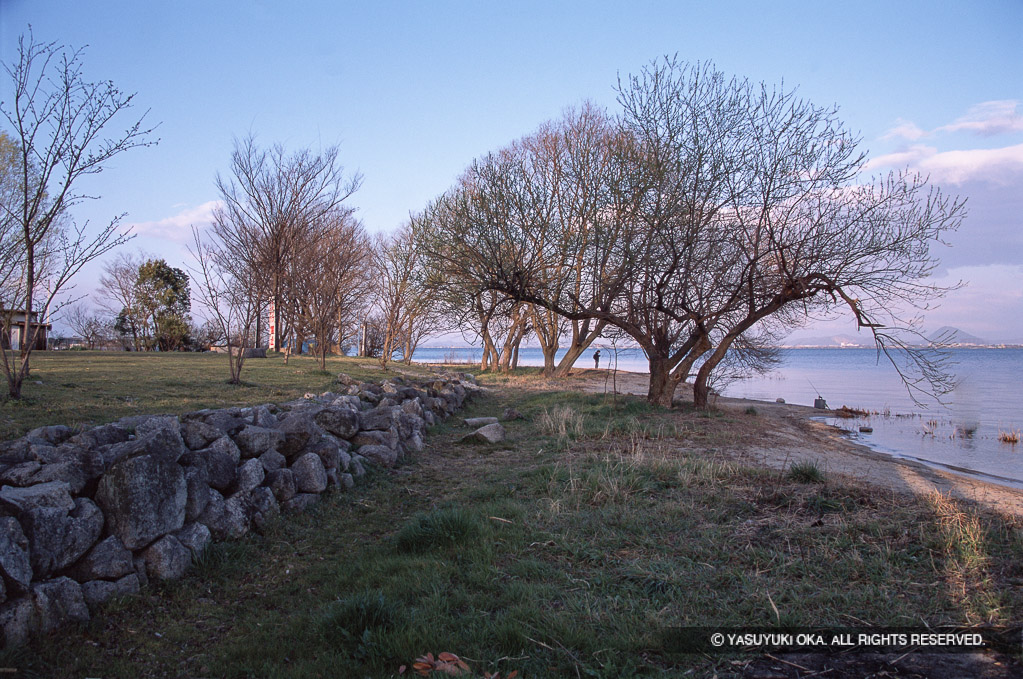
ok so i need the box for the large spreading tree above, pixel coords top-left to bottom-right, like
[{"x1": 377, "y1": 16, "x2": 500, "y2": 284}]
[{"x1": 423, "y1": 58, "x2": 965, "y2": 407}]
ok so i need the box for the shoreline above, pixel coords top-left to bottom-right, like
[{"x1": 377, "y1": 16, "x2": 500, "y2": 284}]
[{"x1": 464, "y1": 364, "x2": 1023, "y2": 519}]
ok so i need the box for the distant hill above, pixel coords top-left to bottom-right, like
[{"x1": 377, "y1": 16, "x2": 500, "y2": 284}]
[
  {"x1": 780, "y1": 326, "x2": 1013, "y2": 348},
  {"x1": 928, "y1": 326, "x2": 990, "y2": 346}
]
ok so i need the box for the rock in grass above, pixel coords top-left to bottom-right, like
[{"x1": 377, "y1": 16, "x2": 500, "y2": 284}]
[
  {"x1": 184, "y1": 464, "x2": 211, "y2": 522},
  {"x1": 266, "y1": 468, "x2": 297, "y2": 503},
  {"x1": 291, "y1": 453, "x2": 327, "y2": 494},
  {"x1": 459, "y1": 423, "x2": 505, "y2": 444},
  {"x1": 350, "y1": 429, "x2": 398, "y2": 450},
  {"x1": 357, "y1": 444, "x2": 398, "y2": 467},
  {"x1": 248, "y1": 487, "x2": 280, "y2": 532},
  {"x1": 277, "y1": 412, "x2": 323, "y2": 459},
  {"x1": 281, "y1": 493, "x2": 319, "y2": 513},
  {"x1": 358, "y1": 406, "x2": 397, "y2": 432},
  {"x1": 200, "y1": 436, "x2": 241, "y2": 490},
  {"x1": 31, "y1": 577, "x2": 89, "y2": 632},
  {"x1": 81, "y1": 573, "x2": 139, "y2": 612},
  {"x1": 232, "y1": 425, "x2": 285, "y2": 458},
  {"x1": 0, "y1": 516, "x2": 32, "y2": 593},
  {"x1": 142, "y1": 535, "x2": 191, "y2": 580},
  {"x1": 67, "y1": 535, "x2": 134, "y2": 583},
  {"x1": 198, "y1": 489, "x2": 247, "y2": 541},
  {"x1": 308, "y1": 437, "x2": 342, "y2": 471},
  {"x1": 315, "y1": 406, "x2": 361, "y2": 439},
  {"x1": 174, "y1": 522, "x2": 212, "y2": 560},
  {"x1": 234, "y1": 458, "x2": 265, "y2": 494},
  {"x1": 181, "y1": 419, "x2": 223, "y2": 450},
  {"x1": 24, "y1": 425, "x2": 75, "y2": 446},
  {"x1": 463, "y1": 416, "x2": 498, "y2": 428},
  {"x1": 20, "y1": 497, "x2": 104, "y2": 580},
  {"x1": 259, "y1": 450, "x2": 287, "y2": 473},
  {"x1": 95, "y1": 452, "x2": 186, "y2": 550},
  {"x1": 0, "y1": 480, "x2": 75, "y2": 514},
  {"x1": 0, "y1": 596, "x2": 34, "y2": 647}
]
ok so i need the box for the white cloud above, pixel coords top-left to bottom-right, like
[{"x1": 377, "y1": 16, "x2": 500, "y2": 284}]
[
  {"x1": 866, "y1": 143, "x2": 1023, "y2": 186},
  {"x1": 936, "y1": 100, "x2": 1023, "y2": 136},
  {"x1": 880, "y1": 100, "x2": 1023, "y2": 141},
  {"x1": 127, "y1": 201, "x2": 220, "y2": 243},
  {"x1": 866, "y1": 144, "x2": 936, "y2": 169},
  {"x1": 881, "y1": 119, "x2": 927, "y2": 141}
]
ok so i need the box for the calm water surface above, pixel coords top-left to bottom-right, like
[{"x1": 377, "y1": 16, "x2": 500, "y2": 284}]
[{"x1": 413, "y1": 346, "x2": 1023, "y2": 485}]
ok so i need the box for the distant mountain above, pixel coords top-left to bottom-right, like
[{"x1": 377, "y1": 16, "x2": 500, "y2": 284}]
[
  {"x1": 928, "y1": 326, "x2": 990, "y2": 346},
  {"x1": 780, "y1": 326, "x2": 1015, "y2": 348}
]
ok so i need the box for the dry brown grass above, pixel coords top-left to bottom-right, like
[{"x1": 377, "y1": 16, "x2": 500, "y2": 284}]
[{"x1": 998, "y1": 429, "x2": 1021, "y2": 445}]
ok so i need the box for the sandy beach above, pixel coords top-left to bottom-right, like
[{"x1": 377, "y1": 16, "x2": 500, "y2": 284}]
[{"x1": 535, "y1": 367, "x2": 1023, "y2": 519}]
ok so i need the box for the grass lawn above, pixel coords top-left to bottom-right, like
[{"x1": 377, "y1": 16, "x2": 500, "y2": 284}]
[
  {"x1": 0, "y1": 350, "x2": 431, "y2": 441},
  {"x1": 2, "y1": 353, "x2": 1022, "y2": 677}
]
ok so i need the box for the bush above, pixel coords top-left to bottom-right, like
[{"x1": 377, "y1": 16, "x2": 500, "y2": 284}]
[
  {"x1": 787, "y1": 460, "x2": 825, "y2": 484},
  {"x1": 393, "y1": 507, "x2": 485, "y2": 552}
]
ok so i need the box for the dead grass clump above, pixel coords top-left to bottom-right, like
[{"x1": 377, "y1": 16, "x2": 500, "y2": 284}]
[
  {"x1": 537, "y1": 405, "x2": 586, "y2": 443},
  {"x1": 998, "y1": 429, "x2": 1020, "y2": 445},
  {"x1": 834, "y1": 406, "x2": 869, "y2": 419}
]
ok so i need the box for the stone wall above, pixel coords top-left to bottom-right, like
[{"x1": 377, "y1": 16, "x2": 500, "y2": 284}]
[{"x1": 0, "y1": 372, "x2": 476, "y2": 647}]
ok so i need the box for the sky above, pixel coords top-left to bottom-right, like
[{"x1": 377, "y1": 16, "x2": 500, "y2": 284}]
[{"x1": 2, "y1": 0, "x2": 1021, "y2": 342}]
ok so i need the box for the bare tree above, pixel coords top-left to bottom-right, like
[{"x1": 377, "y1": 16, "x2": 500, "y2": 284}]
[
  {"x1": 516, "y1": 104, "x2": 618, "y2": 376},
  {"x1": 420, "y1": 106, "x2": 625, "y2": 377},
  {"x1": 375, "y1": 218, "x2": 443, "y2": 367},
  {"x1": 97, "y1": 251, "x2": 147, "y2": 350},
  {"x1": 63, "y1": 301, "x2": 106, "y2": 349},
  {"x1": 290, "y1": 208, "x2": 372, "y2": 370},
  {"x1": 212, "y1": 136, "x2": 362, "y2": 352},
  {"x1": 423, "y1": 58, "x2": 965, "y2": 408},
  {"x1": 189, "y1": 227, "x2": 261, "y2": 384},
  {"x1": 0, "y1": 33, "x2": 154, "y2": 398}
]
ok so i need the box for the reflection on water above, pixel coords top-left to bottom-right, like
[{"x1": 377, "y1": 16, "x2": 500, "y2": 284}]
[
  {"x1": 950, "y1": 379, "x2": 981, "y2": 444},
  {"x1": 821, "y1": 412, "x2": 1023, "y2": 488},
  {"x1": 723, "y1": 348, "x2": 1023, "y2": 484}
]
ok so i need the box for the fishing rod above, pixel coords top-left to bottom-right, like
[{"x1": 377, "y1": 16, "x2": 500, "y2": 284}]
[{"x1": 807, "y1": 378, "x2": 823, "y2": 399}]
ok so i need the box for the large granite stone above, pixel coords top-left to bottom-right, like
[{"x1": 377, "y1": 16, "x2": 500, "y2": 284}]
[{"x1": 95, "y1": 451, "x2": 186, "y2": 550}]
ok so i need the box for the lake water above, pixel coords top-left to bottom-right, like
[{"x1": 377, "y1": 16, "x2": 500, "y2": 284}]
[{"x1": 413, "y1": 346, "x2": 1023, "y2": 486}]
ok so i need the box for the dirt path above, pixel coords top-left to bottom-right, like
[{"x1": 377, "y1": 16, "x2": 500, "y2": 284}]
[{"x1": 526, "y1": 367, "x2": 1023, "y2": 519}]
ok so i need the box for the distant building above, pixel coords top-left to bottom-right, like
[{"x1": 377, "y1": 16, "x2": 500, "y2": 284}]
[{"x1": 1, "y1": 309, "x2": 51, "y2": 351}]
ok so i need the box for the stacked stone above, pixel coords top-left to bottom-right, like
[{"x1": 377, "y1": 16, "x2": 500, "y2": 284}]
[{"x1": 0, "y1": 372, "x2": 475, "y2": 647}]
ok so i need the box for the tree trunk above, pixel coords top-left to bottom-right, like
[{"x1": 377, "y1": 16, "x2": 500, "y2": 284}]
[
  {"x1": 531, "y1": 305, "x2": 560, "y2": 377},
  {"x1": 228, "y1": 337, "x2": 245, "y2": 384},
  {"x1": 646, "y1": 354, "x2": 681, "y2": 407},
  {"x1": 692, "y1": 331, "x2": 742, "y2": 409},
  {"x1": 251, "y1": 306, "x2": 259, "y2": 349},
  {"x1": 272, "y1": 281, "x2": 283, "y2": 352},
  {"x1": 498, "y1": 313, "x2": 528, "y2": 372},
  {"x1": 692, "y1": 368, "x2": 713, "y2": 409},
  {"x1": 553, "y1": 319, "x2": 606, "y2": 377}
]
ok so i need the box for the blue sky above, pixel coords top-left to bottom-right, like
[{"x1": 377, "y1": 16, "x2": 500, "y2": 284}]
[{"x1": 2, "y1": 0, "x2": 1021, "y2": 340}]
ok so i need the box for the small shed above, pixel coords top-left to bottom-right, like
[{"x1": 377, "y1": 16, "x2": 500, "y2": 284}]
[{"x1": 1, "y1": 309, "x2": 51, "y2": 351}]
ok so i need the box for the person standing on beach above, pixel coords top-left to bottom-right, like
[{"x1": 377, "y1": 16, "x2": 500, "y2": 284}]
[{"x1": 593, "y1": 350, "x2": 601, "y2": 369}]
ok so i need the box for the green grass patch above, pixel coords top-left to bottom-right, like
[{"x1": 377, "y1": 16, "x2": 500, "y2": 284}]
[
  {"x1": 393, "y1": 506, "x2": 488, "y2": 552},
  {"x1": 787, "y1": 459, "x2": 826, "y2": 484},
  {"x1": 0, "y1": 350, "x2": 440, "y2": 440}
]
